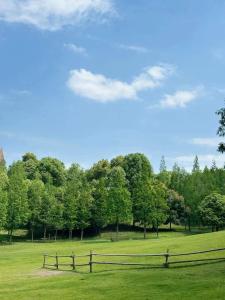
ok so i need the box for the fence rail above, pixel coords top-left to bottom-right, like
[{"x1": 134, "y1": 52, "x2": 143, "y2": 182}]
[{"x1": 42, "y1": 247, "x2": 225, "y2": 273}]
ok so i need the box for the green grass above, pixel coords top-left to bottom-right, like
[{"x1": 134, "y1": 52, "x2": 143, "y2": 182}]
[{"x1": 0, "y1": 230, "x2": 225, "y2": 299}]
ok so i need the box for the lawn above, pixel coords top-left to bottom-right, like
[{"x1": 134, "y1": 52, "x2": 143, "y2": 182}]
[{"x1": 0, "y1": 230, "x2": 225, "y2": 300}]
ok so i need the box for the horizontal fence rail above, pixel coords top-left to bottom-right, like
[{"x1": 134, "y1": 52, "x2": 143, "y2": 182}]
[{"x1": 42, "y1": 247, "x2": 225, "y2": 273}]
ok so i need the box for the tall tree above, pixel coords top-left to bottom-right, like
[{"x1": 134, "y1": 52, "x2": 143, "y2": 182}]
[
  {"x1": 216, "y1": 104, "x2": 225, "y2": 152},
  {"x1": 22, "y1": 152, "x2": 40, "y2": 180},
  {"x1": 135, "y1": 178, "x2": 155, "y2": 239},
  {"x1": 76, "y1": 175, "x2": 93, "y2": 240},
  {"x1": 27, "y1": 179, "x2": 45, "y2": 241},
  {"x1": 64, "y1": 164, "x2": 82, "y2": 239},
  {"x1": 6, "y1": 162, "x2": 29, "y2": 242},
  {"x1": 91, "y1": 178, "x2": 108, "y2": 235},
  {"x1": 166, "y1": 189, "x2": 185, "y2": 230},
  {"x1": 192, "y1": 155, "x2": 200, "y2": 173},
  {"x1": 158, "y1": 156, "x2": 171, "y2": 186},
  {"x1": 123, "y1": 153, "x2": 153, "y2": 224},
  {"x1": 0, "y1": 166, "x2": 8, "y2": 229},
  {"x1": 107, "y1": 166, "x2": 131, "y2": 238},
  {"x1": 150, "y1": 181, "x2": 168, "y2": 237}
]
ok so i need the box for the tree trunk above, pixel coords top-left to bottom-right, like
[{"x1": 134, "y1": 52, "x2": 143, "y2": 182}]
[
  {"x1": 55, "y1": 229, "x2": 58, "y2": 241},
  {"x1": 31, "y1": 227, "x2": 34, "y2": 242},
  {"x1": 43, "y1": 226, "x2": 47, "y2": 240},
  {"x1": 169, "y1": 221, "x2": 172, "y2": 231},
  {"x1": 188, "y1": 217, "x2": 191, "y2": 232},
  {"x1": 144, "y1": 224, "x2": 147, "y2": 239},
  {"x1": 80, "y1": 228, "x2": 84, "y2": 241},
  {"x1": 116, "y1": 221, "x2": 119, "y2": 240},
  {"x1": 156, "y1": 223, "x2": 159, "y2": 238},
  {"x1": 69, "y1": 229, "x2": 72, "y2": 239},
  {"x1": 9, "y1": 229, "x2": 13, "y2": 243}
]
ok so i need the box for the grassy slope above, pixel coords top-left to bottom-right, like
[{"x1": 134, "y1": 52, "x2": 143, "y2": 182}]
[{"x1": 0, "y1": 231, "x2": 225, "y2": 300}]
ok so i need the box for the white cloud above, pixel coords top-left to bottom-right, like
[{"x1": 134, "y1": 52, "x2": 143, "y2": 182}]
[
  {"x1": 167, "y1": 154, "x2": 225, "y2": 171},
  {"x1": 160, "y1": 86, "x2": 203, "y2": 108},
  {"x1": 64, "y1": 43, "x2": 87, "y2": 56},
  {"x1": 118, "y1": 44, "x2": 148, "y2": 54},
  {"x1": 190, "y1": 137, "x2": 222, "y2": 147},
  {"x1": 0, "y1": 0, "x2": 114, "y2": 30},
  {"x1": 67, "y1": 64, "x2": 174, "y2": 103}
]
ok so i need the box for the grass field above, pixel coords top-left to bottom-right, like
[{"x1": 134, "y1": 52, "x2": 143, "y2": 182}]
[{"x1": 0, "y1": 230, "x2": 225, "y2": 300}]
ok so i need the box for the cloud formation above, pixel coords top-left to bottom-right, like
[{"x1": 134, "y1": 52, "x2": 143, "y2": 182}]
[
  {"x1": 118, "y1": 44, "x2": 148, "y2": 54},
  {"x1": 0, "y1": 0, "x2": 114, "y2": 30},
  {"x1": 160, "y1": 87, "x2": 203, "y2": 108},
  {"x1": 64, "y1": 43, "x2": 87, "y2": 56},
  {"x1": 67, "y1": 64, "x2": 174, "y2": 103},
  {"x1": 190, "y1": 137, "x2": 222, "y2": 147}
]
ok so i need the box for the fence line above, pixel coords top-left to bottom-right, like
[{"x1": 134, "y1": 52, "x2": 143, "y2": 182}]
[{"x1": 42, "y1": 247, "x2": 225, "y2": 273}]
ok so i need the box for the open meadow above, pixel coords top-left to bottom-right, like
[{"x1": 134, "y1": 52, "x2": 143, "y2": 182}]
[{"x1": 0, "y1": 230, "x2": 225, "y2": 300}]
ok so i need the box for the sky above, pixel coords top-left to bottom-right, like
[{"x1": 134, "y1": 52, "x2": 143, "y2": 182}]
[{"x1": 0, "y1": 0, "x2": 225, "y2": 172}]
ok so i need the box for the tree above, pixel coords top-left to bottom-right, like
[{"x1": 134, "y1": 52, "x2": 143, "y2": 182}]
[
  {"x1": 87, "y1": 159, "x2": 110, "y2": 181},
  {"x1": 49, "y1": 195, "x2": 64, "y2": 241},
  {"x1": 157, "y1": 156, "x2": 171, "y2": 186},
  {"x1": 216, "y1": 104, "x2": 225, "y2": 152},
  {"x1": 135, "y1": 178, "x2": 155, "y2": 239},
  {"x1": 27, "y1": 179, "x2": 45, "y2": 241},
  {"x1": 76, "y1": 175, "x2": 93, "y2": 240},
  {"x1": 199, "y1": 193, "x2": 225, "y2": 231},
  {"x1": 6, "y1": 162, "x2": 29, "y2": 242},
  {"x1": 107, "y1": 166, "x2": 131, "y2": 238},
  {"x1": 38, "y1": 157, "x2": 66, "y2": 187},
  {"x1": 123, "y1": 153, "x2": 153, "y2": 224},
  {"x1": 0, "y1": 166, "x2": 8, "y2": 229},
  {"x1": 91, "y1": 178, "x2": 108, "y2": 235},
  {"x1": 64, "y1": 164, "x2": 82, "y2": 239},
  {"x1": 192, "y1": 155, "x2": 200, "y2": 173},
  {"x1": 166, "y1": 189, "x2": 185, "y2": 230},
  {"x1": 150, "y1": 181, "x2": 168, "y2": 237},
  {"x1": 22, "y1": 152, "x2": 40, "y2": 180}
]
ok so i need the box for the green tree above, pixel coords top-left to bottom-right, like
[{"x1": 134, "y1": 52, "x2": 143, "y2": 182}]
[
  {"x1": 87, "y1": 159, "x2": 110, "y2": 181},
  {"x1": 6, "y1": 162, "x2": 29, "y2": 242},
  {"x1": 150, "y1": 181, "x2": 168, "y2": 237},
  {"x1": 91, "y1": 178, "x2": 108, "y2": 235},
  {"x1": 22, "y1": 152, "x2": 40, "y2": 180},
  {"x1": 166, "y1": 189, "x2": 185, "y2": 230},
  {"x1": 76, "y1": 175, "x2": 93, "y2": 240},
  {"x1": 38, "y1": 157, "x2": 66, "y2": 187},
  {"x1": 199, "y1": 193, "x2": 225, "y2": 231},
  {"x1": 39, "y1": 185, "x2": 55, "y2": 239},
  {"x1": 216, "y1": 104, "x2": 225, "y2": 152},
  {"x1": 107, "y1": 166, "x2": 131, "y2": 238},
  {"x1": 135, "y1": 178, "x2": 155, "y2": 239},
  {"x1": 27, "y1": 179, "x2": 45, "y2": 241},
  {"x1": 0, "y1": 166, "x2": 8, "y2": 229},
  {"x1": 64, "y1": 164, "x2": 82, "y2": 239},
  {"x1": 192, "y1": 155, "x2": 200, "y2": 173},
  {"x1": 157, "y1": 156, "x2": 171, "y2": 186},
  {"x1": 123, "y1": 153, "x2": 153, "y2": 224}
]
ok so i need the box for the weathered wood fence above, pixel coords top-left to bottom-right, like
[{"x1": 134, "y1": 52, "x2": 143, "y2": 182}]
[{"x1": 42, "y1": 247, "x2": 225, "y2": 273}]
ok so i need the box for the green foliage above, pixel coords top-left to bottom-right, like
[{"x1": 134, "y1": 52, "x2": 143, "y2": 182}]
[
  {"x1": 166, "y1": 189, "x2": 185, "y2": 229},
  {"x1": 91, "y1": 178, "x2": 108, "y2": 233},
  {"x1": 107, "y1": 166, "x2": 131, "y2": 233},
  {"x1": 38, "y1": 157, "x2": 66, "y2": 186},
  {"x1": 0, "y1": 167, "x2": 8, "y2": 229},
  {"x1": 216, "y1": 104, "x2": 225, "y2": 152},
  {"x1": 22, "y1": 152, "x2": 40, "y2": 180},
  {"x1": 6, "y1": 162, "x2": 29, "y2": 240},
  {"x1": 199, "y1": 193, "x2": 225, "y2": 231}
]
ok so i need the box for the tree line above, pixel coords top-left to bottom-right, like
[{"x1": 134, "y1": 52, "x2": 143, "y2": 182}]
[{"x1": 0, "y1": 152, "x2": 225, "y2": 242}]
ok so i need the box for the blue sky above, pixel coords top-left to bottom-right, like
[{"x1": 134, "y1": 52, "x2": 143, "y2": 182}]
[{"x1": 0, "y1": 0, "x2": 225, "y2": 171}]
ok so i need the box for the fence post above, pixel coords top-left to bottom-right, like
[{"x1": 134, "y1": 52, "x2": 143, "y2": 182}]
[
  {"x1": 43, "y1": 253, "x2": 47, "y2": 268},
  {"x1": 56, "y1": 252, "x2": 59, "y2": 270},
  {"x1": 72, "y1": 252, "x2": 76, "y2": 271},
  {"x1": 164, "y1": 249, "x2": 170, "y2": 268},
  {"x1": 89, "y1": 250, "x2": 93, "y2": 273}
]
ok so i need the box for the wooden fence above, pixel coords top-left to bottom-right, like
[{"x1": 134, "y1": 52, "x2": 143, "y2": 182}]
[{"x1": 42, "y1": 247, "x2": 225, "y2": 273}]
